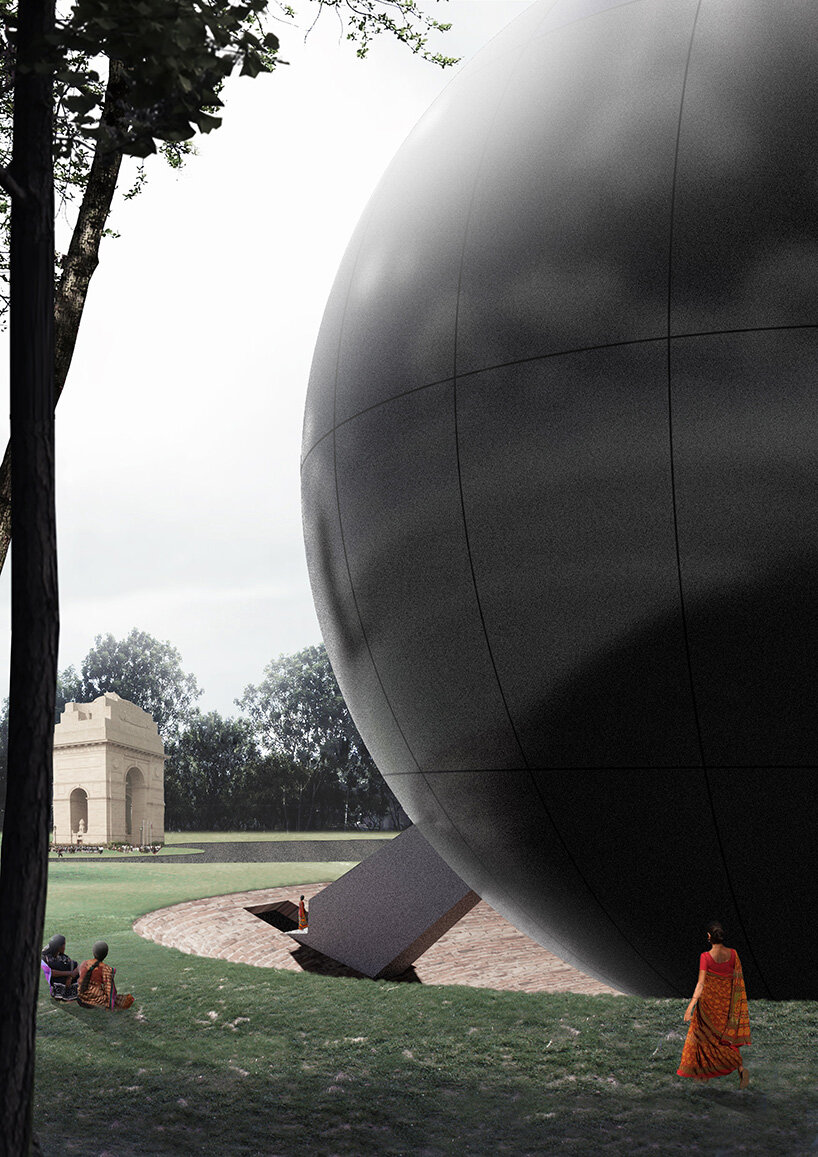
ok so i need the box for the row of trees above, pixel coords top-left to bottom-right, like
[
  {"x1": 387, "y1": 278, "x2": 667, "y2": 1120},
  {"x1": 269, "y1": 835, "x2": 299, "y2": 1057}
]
[{"x1": 0, "y1": 628, "x2": 408, "y2": 832}]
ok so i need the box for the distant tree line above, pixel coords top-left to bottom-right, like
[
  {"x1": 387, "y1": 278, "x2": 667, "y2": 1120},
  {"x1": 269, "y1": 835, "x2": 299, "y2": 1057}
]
[{"x1": 0, "y1": 630, "x2": 408, "y2": 833}]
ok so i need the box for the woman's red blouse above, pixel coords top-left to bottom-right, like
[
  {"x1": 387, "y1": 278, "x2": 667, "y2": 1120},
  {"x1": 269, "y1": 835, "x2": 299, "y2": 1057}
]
[{"x1": 700, "y1": 948, "x2": 735, "y2": 976}]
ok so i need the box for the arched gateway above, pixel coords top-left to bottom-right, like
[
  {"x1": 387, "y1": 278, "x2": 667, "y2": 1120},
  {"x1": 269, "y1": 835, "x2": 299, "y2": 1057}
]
[{"x1": 52, "y1": 693, "x2": 165, "y2": 845}]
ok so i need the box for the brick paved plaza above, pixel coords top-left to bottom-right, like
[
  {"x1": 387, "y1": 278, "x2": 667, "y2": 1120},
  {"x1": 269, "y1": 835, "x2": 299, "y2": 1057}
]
[{"x1": 134, "y1": 883, "x2": 622, "y2": 995}]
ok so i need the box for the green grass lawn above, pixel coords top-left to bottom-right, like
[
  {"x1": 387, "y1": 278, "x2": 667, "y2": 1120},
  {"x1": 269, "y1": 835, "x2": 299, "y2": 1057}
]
[
  {"x1": 164, "y1": 830, "x2": 399, "y2": 843},
  {"x1": 35, "y1": 862, "x2": 818, "y2": 1156}
]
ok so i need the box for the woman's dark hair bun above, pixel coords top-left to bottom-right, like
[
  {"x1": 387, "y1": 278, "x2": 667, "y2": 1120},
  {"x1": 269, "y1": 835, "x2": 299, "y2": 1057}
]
[{"x1": 707, "y1": 921, "x2": 726, "y2": 944}]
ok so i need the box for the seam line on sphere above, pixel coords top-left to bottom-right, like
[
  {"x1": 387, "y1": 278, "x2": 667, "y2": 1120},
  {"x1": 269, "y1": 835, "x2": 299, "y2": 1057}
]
[
  {"x1": 322, "y1": 192, "x2": 403, "y2": 756},
  {"x1": 324, "y1": 198, "x2": 422, "y2": 776},
  {"x1": 416, "y1": 772, "x2": 588, "y2": 970},
  {"x1": 300, "y1": 323, "x2": 818, "y2": 468},
  {"x1": 534, "y1": 0, "x2": 650, "y2": 45},
  {"x1": 331, "y1": 424, "x2": 422, "y2": 774},
  {"x1": 300, "y1": 372, "x2": 457, "y2": 468},
  {"x1": 404, "y1": 758, "x2": 818, "y2": 777},
  {"x1": 459, "y1": 0, "x2": 715, "y2": 999},
  {"x1": 421, "y1": 771, "x2": 673, "y2": 994},
  {"x1": 308, "y1": 199, "x2": 371, "y2": 472},
  {"x1": 665, "y1": 0, "x2": 772, "y2": 998},
  {"x1": 666, "y1": 0, "x2": 706, "y2": 775},
  {"x1": 452, "y1": 324, "x2": 818, "y2": 386},
  {"x1": 451, "y1": 31, "x2": 530, "y2": 768},
  {"x1": 669, "y1": 321, "x2": 818, "y2": 342},
  {"x1": 404, "y1": 763, "x2": 818, "y2": 772},
  {"x1": 524, "y1": 766, "x2": 681, "y2": 994}
]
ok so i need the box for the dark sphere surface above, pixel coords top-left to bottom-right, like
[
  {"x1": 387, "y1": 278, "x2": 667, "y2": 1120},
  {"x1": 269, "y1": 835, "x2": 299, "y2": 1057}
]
[{"x1": 301, "y1": 0, "x2": 818, "y2": 997}]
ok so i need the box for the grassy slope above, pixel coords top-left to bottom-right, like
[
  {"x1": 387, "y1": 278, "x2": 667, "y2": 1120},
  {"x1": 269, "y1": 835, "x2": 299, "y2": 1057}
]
[{"x1": 35, "y1": 863, "x2": 818, "y2": 1156}]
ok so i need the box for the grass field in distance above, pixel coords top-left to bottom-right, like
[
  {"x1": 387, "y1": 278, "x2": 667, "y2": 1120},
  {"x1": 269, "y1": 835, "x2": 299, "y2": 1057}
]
[{"x1": 164, "y1": 830, "x2": 400, "y2": 843}]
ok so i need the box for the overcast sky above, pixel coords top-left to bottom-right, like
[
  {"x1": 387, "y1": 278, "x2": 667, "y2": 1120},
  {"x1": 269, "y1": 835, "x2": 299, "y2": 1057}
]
[{"x1": 0, "y1": 1, "x2": 529, "y2": 717}]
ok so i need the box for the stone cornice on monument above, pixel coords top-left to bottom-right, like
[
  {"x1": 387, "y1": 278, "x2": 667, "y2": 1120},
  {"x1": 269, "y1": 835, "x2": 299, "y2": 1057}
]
[
  {"x1": 54, "y1": 692, "x2": 165, "y2": 756},
  {"x1": 53, "y1": 738, "x2": 168, "y2": 762}
]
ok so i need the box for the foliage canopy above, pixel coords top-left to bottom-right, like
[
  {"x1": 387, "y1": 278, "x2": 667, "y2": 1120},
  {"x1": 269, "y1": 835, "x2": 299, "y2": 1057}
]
[
  {"x1": 43, "y1": 632, "x2": 407, "y2": 831},
  {"x1": 57, "y1": 627, "x2": 203, "y2": 741}
]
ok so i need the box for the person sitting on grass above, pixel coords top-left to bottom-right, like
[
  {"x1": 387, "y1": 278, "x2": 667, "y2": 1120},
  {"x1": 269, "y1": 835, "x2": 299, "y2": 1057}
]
[
  {"x1": 41, "y1": 934, "x2": 80, "y2": 1001},
  {"x1": 77, "y1": 941, "x2": 134, "y2": 1010}
]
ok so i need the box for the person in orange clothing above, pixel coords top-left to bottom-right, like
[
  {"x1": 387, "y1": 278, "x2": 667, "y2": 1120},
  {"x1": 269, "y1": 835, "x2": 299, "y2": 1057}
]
[
  {"x1": 298, "y1": 895, "x2": 308, "y2": 930},
  {"x1": 677, "y1": 922, "x2": 751, "y2": 1087},
  {"x1": 77, "y1": 941, "x2": 134, "y2": 1010}
]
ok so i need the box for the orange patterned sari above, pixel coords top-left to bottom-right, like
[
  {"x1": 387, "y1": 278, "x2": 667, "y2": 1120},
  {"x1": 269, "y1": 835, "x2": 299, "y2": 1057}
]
[
  {"x1": 677, "y1": 949, "x2": 751, "y2": 1080},
  {"x1": 77, "y1": 958, "x2": 134, "y2": 1010}
]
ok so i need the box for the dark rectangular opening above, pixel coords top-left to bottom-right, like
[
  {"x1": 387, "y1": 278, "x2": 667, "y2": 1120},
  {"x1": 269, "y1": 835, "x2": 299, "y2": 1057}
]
[{"x1": 245, "y1": 900, "x2": 299, "y2": 933}]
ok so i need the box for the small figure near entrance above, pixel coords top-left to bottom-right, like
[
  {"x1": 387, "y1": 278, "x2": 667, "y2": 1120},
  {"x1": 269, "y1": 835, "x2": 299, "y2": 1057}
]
[
  {"x1": 41, "y1": 934, "x2": 80, "y2": 1001},
  {"x1": 298, "y1": 895, "x2": 308, "y2": 930},
  {"x1": 77, "y1": 941, "x2": 134, "y2": 1010}
]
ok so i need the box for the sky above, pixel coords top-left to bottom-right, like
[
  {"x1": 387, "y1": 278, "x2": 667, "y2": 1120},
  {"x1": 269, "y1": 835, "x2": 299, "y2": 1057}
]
[{"x1": 0, "y1": 0, "x2": 530, "y2": 718}]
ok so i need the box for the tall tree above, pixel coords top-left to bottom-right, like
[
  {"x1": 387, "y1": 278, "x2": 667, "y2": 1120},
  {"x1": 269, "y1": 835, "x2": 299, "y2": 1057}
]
[
  {"x1": 239, "y1": 643, "x2": 406, "y2": 830},
  {"x1": 232, "y1": 745, "x2": 296, "y2": 831},
  {"x1": 0, "y1": 0, "x2": 457, "y2": 572},
  {"x1": 0, "y1": 697, "x2": 7, "y2": 829},
  {"x1": 58, "y1": 627, "x2": 202, "y2": 741},
  {"x1": 0, "y1": 0, "x2": 57, "y2": 1150},
  {"x1": 164, "y1": 710, "x2": 270, "y2": 830}
]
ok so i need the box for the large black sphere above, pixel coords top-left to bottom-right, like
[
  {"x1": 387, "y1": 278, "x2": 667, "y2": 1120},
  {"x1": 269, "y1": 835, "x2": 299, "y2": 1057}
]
[{"x1": 301, "y1": 0, "x2": 818, "y2": 998}]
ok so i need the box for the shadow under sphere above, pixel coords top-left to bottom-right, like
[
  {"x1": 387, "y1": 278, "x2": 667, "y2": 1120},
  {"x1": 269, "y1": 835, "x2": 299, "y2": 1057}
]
[{"x1": 301, "y1": 0, "x2": 818, "y2": 998}]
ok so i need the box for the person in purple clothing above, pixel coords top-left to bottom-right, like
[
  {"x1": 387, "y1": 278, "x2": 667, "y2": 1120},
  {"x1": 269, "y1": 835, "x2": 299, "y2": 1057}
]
[{"x1": 41, "y1": 933, "x2": 80, "y2": 1001}]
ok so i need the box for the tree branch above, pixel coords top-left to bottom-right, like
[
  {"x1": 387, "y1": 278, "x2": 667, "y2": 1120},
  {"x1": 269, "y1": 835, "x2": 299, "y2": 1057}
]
[
  {"x1": 0, "y1": 164, "x2": 27, "y2": 201},
  {"x1": 0, "y1": 58, "x2": 127, "y2": 574}
]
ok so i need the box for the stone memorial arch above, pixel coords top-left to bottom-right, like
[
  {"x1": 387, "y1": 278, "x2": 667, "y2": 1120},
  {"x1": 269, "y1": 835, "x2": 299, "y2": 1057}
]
[{"x1": 52, "y1": 692, "x2": 165, "y2": 844}]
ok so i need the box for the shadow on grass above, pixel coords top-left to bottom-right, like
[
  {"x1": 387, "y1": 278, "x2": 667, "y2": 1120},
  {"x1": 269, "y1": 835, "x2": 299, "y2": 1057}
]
[
  {"x1": 33, "y1": 1059, "x2": 811, "y2": 1157},
  {"x1": 695, "y1": 1082, "x2": 772, "y2": 1118},
  {"x1": 290, "y1": 943, "x2": 421, "y2": 983},
  {"x1": 50, "y1": 1002, "x2": 123, "y2": 1035}
]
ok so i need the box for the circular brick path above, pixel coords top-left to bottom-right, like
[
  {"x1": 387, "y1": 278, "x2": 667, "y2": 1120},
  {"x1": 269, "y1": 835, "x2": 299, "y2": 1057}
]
[{"x1": 134, "y1": 883, "x2": 622, "y2": 995}]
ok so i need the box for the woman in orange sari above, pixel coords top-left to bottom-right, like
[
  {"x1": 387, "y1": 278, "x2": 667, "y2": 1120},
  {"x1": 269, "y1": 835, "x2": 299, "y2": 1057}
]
[
  {"x1": 677, "y1": 922, "x2": 751, "y2": 1087},
  {"x1": 77, "y1": 941, "x2": 134, "y2": 1010}
]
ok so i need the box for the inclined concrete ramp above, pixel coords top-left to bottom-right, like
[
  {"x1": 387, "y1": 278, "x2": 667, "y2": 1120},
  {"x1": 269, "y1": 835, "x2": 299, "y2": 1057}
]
[{"x1": 287, "y1": 825, "x2": 479, "y2": 978}]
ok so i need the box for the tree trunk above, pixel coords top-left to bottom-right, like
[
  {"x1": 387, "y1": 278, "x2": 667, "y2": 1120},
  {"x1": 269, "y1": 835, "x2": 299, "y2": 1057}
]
[
  {"x1": 0, "y1": 58, "x2": 126, "y2": 573},
  {"x1": 306, "y1": 767, "x2": 324, "y2": 831},
  {"x1": 0, "y1": 0, "x2": 57, "y2": 1152}
]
